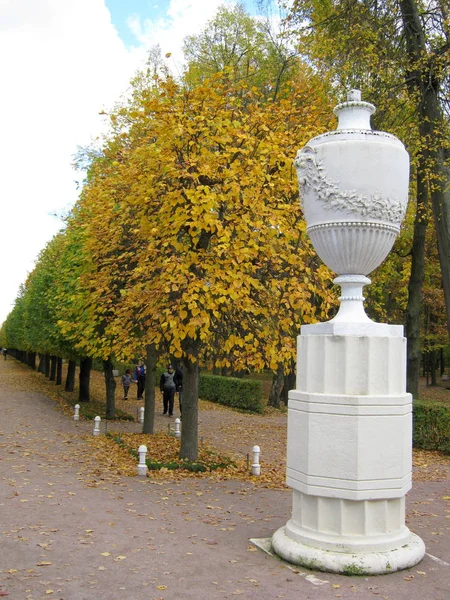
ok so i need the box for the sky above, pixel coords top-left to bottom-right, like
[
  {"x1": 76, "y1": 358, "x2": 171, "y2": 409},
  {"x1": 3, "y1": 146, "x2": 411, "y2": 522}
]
[{"x1": 0, "y1": 0, "x2": 275, "y2": 327}]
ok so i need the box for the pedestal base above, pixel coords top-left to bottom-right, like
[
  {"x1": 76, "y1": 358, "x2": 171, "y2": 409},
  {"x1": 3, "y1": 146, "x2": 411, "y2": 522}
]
[
  {"x1": 272, "y1": 524, "x2": 425, "y2": 575},
  {"x1": 272, "y1": 329, "x2": 425, "y2": 575}
]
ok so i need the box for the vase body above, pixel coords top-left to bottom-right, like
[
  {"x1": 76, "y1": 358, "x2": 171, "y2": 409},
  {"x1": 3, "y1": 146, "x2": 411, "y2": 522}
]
[{"x1": 295, "y1": 92, "x2": 409, "y2": 276}]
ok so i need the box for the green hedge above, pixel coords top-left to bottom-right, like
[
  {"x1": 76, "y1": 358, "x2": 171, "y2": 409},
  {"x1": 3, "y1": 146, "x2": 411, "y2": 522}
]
[
  {"x1": 199, "y1": 373, "x2": 264, "y2": 413},
  {"x1": 413, "y1": 400, "x2": 450, "y2": 454}
]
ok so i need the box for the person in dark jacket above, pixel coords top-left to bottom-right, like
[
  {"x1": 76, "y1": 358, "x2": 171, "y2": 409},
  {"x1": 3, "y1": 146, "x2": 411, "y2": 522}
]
[
  {"x1": 134, "y1": 361, "x2": 146, "y2": 400},
  {"x1": 160, "y1": 365, "x2": 176, "y2": 416}
]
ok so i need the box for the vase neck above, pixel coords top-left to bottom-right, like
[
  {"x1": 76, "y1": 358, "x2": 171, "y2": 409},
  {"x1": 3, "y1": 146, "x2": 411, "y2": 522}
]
[{"x1": 333, "y1": 89, "x2": 375, "y2": 131}]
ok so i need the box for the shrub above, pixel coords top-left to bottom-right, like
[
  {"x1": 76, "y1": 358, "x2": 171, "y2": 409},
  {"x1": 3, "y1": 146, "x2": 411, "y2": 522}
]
[
  {"x1": 199, "y1": 373, "x2": 264, "y2": 413},
  {"x1": 413, "y1": 400, "x2": 450, "y2": 454}
]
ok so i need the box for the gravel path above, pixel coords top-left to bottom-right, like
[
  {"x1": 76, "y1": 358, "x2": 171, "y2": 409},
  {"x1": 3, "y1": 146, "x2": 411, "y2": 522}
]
[{"x1": 1, "y1": 358, "x2": 449, "y2": 600}]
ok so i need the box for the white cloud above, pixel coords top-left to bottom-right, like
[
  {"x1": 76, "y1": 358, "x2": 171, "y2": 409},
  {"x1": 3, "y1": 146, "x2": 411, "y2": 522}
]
[
  {"x1": 0, "y1": 0, "x2": 144, "y2": 325},
  {"x1": 0, "y1": 0, "x2": 250, "y2": 328},
  {"x1": 127, "y1": 0, "x2": 237, "y2": 72}
]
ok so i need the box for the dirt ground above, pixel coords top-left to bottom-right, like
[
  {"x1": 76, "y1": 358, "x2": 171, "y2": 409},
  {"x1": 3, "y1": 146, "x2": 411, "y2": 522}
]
[{"x1": 1, "y1": 358, "x2": 449, "y2": 600}]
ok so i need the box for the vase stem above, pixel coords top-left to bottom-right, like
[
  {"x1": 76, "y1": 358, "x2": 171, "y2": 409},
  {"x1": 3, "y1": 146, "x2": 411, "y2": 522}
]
[{"x1": 330, "y1": 275, "x2": 372, "y2": 324}]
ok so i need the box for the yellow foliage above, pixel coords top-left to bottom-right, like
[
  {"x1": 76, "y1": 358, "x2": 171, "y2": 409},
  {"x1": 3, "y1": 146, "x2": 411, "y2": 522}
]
[{"x1": 39, "y1": 68, "x2": 336, "y2": 369}]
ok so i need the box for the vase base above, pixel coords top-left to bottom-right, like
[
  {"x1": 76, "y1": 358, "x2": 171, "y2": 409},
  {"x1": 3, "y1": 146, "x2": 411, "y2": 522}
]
[{"x1": 271, "y1": 526, "x2": 425, "y2": 575}]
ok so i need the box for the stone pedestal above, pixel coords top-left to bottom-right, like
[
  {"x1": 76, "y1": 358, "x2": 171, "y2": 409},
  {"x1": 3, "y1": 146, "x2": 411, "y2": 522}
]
[{"x1": 271, "y1": 325, "x2": 425, "y2": 574}]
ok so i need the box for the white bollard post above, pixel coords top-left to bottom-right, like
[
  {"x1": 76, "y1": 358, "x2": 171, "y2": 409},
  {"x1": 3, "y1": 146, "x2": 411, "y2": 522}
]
[
  {"x1": 137, "y1": 445, "x2": 148, "y2": 476},
  {"x1": 93, "y1": 416, "x2": 101, "y2": 436},
  {"x1": 174, "y1": 418, "x2": 181, "y2": 439},
  {"x1": 139, "y1": 406, "x2": 145, "y2": 424},
  {"x1": 74, "y1": 404, "x2": 80, "y2": 421},
  {"x1": 252, "y1": 445, "x2": 261, "y2": 476}
]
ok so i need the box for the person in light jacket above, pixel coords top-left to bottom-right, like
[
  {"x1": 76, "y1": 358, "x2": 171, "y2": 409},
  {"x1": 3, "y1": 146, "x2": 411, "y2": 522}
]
[{"x1": 121, "y1": 369, "x2": 133, "y2": 400}]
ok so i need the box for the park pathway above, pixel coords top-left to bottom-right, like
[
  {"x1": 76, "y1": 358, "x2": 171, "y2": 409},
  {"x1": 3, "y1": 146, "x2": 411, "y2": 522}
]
[{"x1": 0, "y1": 358, "x2": 449, "y2": 600}]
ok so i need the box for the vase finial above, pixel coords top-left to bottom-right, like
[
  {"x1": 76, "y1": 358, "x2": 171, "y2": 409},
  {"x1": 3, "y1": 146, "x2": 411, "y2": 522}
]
[{"x1": 347, "y1": 89, "x2": 361, "y2": 102}]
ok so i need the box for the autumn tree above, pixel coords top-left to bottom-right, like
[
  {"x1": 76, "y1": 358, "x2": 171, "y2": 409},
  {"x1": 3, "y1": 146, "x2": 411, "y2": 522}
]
[
  {"x1": 182, "y1": 4, "x2": 338, "y2": 405},
  {"x1": 21, "y1": 234, "x2": 79, "y2": 381},
  {"x1": 1, "y1": 235, "x2": 80, "y2": 382},
  {"x1": 183, "y1": 3, "x2": 299, "y2": 99},
  {"x1": 76, "y1": 66, "x2": 334, "y2": 460},
  {"x1": 2, "y1": 286, "x2": 27, "y2": 359},
  {"x1": 70, "y1": 91, "x2": 163, "y2": 427},
  {"x1": 421, "y1": 221, "x2": 448, "y2": 385},
  {"x1": 53, "y1": 213, "x2": 99, "y2": 404}
]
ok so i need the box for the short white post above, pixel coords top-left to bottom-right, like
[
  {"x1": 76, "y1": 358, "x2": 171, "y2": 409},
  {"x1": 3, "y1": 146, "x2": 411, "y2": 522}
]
[
  {"x1": 174, "y1": 418, "x2": 181, "y2": 439},
  {"x1": 252, "y1": 445, "x2": 261, "y2": 476},
  {"x1": 137, "y1": 445, "x2": 148, "y2": 476},
  {"x1": 74, "y1": 404, "x2": 80, "y2": 421},
  {"x1": 93, "y1": 416, "x2": 101, "y2": 436},
  {"x1": 138, "y1": 406, "x2": 145, "y2": 424}
]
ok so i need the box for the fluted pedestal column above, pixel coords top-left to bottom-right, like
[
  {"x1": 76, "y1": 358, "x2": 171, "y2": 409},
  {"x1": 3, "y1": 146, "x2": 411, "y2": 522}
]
[{"x1": 272, "y1": 324, "x2": 425, "y2": 574}]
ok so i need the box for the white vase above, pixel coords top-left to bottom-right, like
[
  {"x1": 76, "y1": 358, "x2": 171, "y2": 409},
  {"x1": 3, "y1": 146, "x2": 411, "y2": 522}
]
[{"x1": 295, "y1": 89, "x2": 409, "y2": 277}]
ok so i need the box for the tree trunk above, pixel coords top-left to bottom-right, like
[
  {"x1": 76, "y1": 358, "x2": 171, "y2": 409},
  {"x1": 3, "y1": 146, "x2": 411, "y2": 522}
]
[
  {"x1": 44, "y1": 354, "x2": 50, "y2": 378},
  {"x1": 56, "y1": 357, "x2": 62, "y2": 385},
  {"x1": 49, "y1": 356, "x2": 57, "y2": 381},
  {"x1": 103, "y1": 358, "x2": 116, "y2": 419},
  {"x1": 268, "y1": 363, "x2": 284, "y2": 408},
  {"x1": 231, "y1": 369, "x2": 245, "y2": 378},
  {"x1": 283, "y1": 371, "x2": 296, "y2": 407},
  {"x1": 180, "y1": 357, "x2": 199, "y2": 461},
  {"x1": 38, "y1": 353, "x2": 45, "y2": 373},
  {"x1": 143, "y1": 344, "x2": 157, "y2": 434},
  {"x1": 400, "y1": 0, "x2": 450, "y2": 337},
  {"x1": 79, "y1": 357, "x2": 92, "y2": 402},
  {"x1": 430, "y1": 348, "x2": 437, "y2": 386},
  {"x1": 65, "y1": 360, "x2": 76, "y2": 392},
  {"x1": 28, "y1": 352, "x2": 36, "y2": 370},
  {"x1": 406, "y1": 168, "x2": 428, "y2": 399},
  {"x1": 432, "y1": 158, "x2": 450, "y2": 337}
]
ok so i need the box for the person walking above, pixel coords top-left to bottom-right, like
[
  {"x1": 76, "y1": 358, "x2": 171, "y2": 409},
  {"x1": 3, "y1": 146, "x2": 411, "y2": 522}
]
[
  {"x1": 160, "y1": 365, "x2": 176, "y2": 417},
  {"x1": 121, "y1": 369, "x2": 133, "y2": 400},
  {"x1": 134, "y1": 361, "x2": 146, "y2": 400}
]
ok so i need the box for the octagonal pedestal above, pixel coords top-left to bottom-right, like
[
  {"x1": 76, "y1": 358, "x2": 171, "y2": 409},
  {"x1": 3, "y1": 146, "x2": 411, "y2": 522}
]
[{"x1": 271, "y1": 327, "x2": 425, "y2": 574}]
